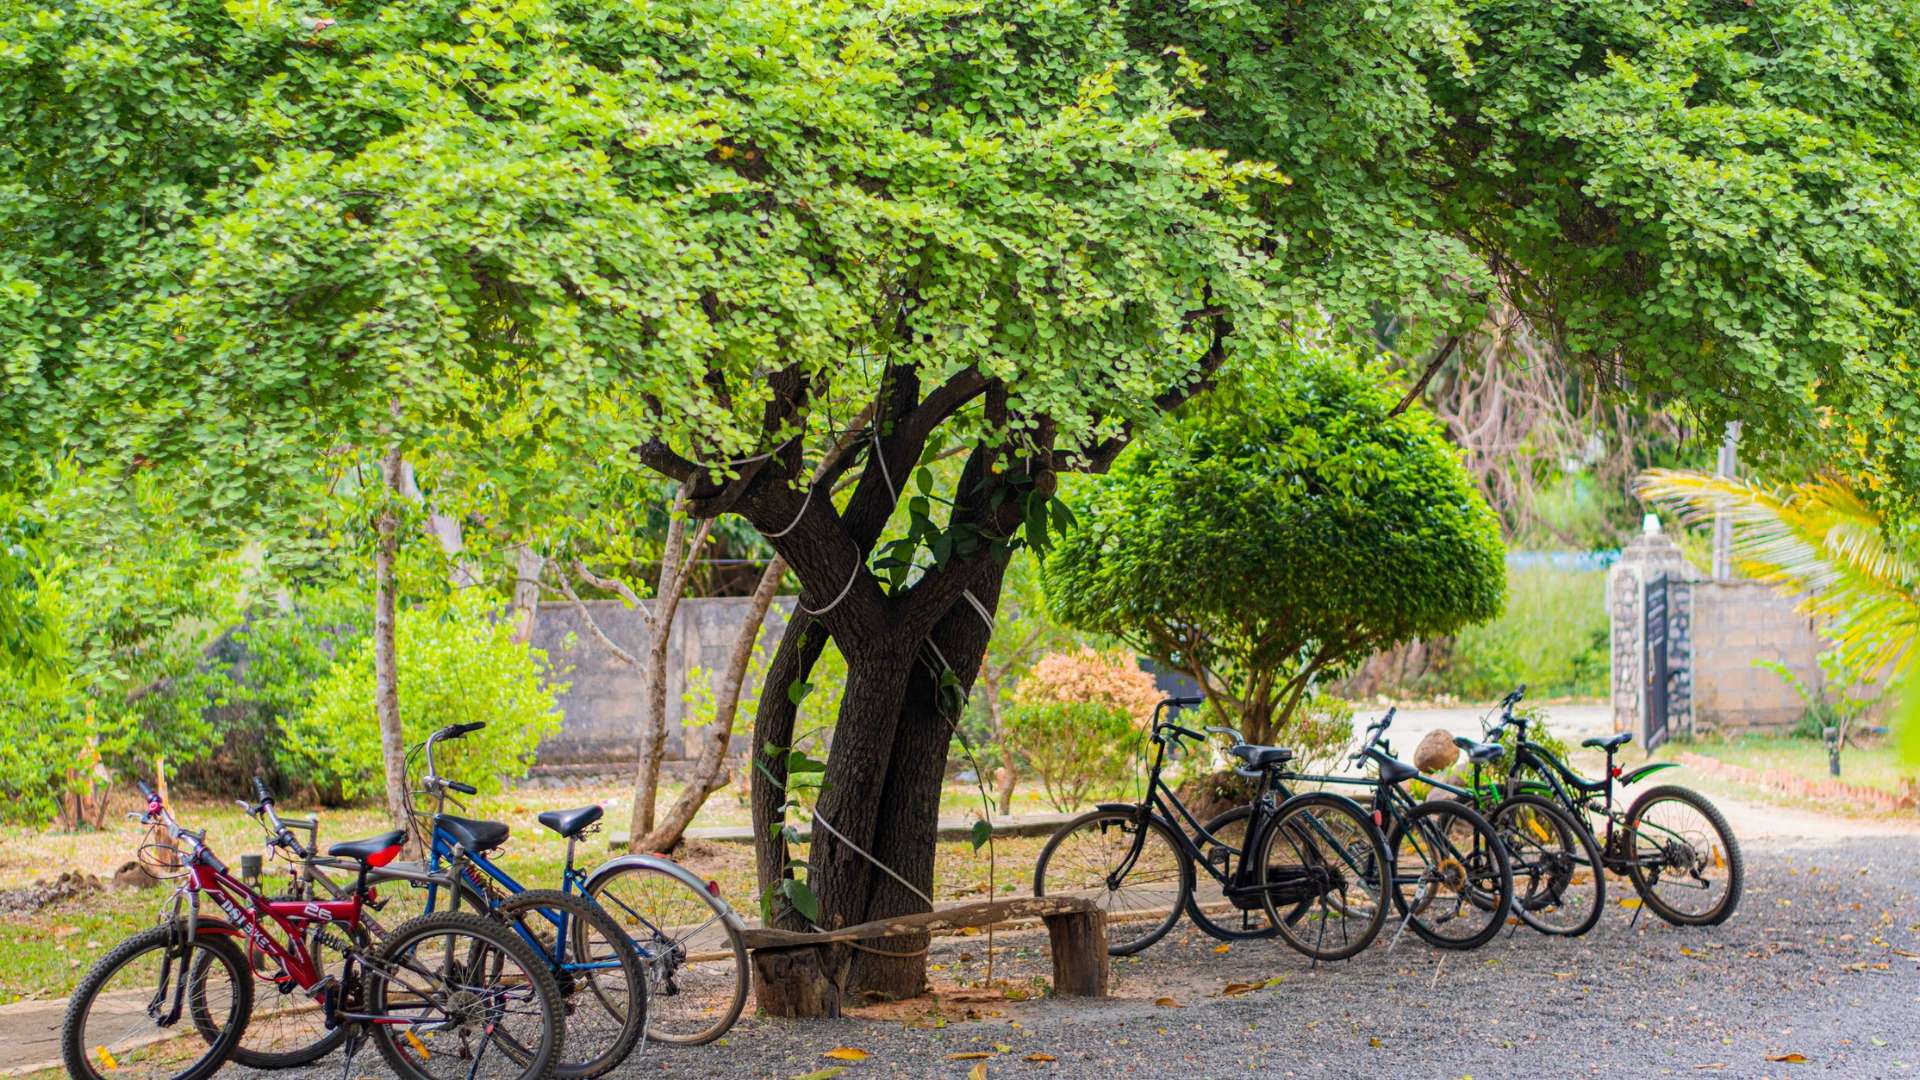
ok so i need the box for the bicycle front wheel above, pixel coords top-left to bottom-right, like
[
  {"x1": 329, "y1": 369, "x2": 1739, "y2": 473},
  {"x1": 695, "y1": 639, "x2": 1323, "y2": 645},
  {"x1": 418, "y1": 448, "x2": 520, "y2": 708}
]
[
  {"x1": 1387, "y1": 800, "x2": 1513, "y2": 950},
  {"x1": 1624, "y1": 784, "x2": 1742, "y2": 926},
  {"x1": 584, "y1": 861, "x2": 748, "y2": 1046},
  {"x1": 1491, "y1": 794, "x2": 1604, "y2": 937},
  {"x1": 193, "y1": 893, "x2": 357, "y2": 1069},
  {"x1": 1034, "y1": 808, "x2": 1192, "y2": 955},
  {"x1": 1254, "y1": 793, "x2": 1390, "y2": 962},
  {"x1": 63, "y1": 923, "x2": 253, "y2": 1080},
  {"x1": 367, "y1": 911, "x2": 566, "y2": 1080}
]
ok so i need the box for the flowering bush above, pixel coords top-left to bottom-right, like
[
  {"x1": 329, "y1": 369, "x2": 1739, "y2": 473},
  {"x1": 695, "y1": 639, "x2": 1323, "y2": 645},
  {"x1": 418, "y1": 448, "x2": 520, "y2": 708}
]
[{"x1": 1014, "y1": 648, "x2": 1162, "y2": 724}]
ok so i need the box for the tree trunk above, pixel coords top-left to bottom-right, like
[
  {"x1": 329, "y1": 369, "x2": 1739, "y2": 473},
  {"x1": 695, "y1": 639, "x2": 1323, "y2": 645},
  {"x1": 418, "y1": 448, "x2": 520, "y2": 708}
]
[
  {"x1": 628, "y1": 494, "x2": 709, "y2": 846},
  {"x1": 509, "y1": 544, "x2": 544, "y2": 645},
  {"x1": 374, "y1": 446, "x2": 411, "y2": 840},
  {"x1": 642, "y1": 555, "x2": 786, "y2": 852}
]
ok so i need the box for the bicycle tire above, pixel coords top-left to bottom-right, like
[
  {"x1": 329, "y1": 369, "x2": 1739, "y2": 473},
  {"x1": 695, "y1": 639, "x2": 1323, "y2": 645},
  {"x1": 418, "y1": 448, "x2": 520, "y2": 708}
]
[
  {"x1": 1386, "y1": 799, "x2": 1513, "y2": 950},
  {"x1": 583, "y1": 860, "x2": 748, "y2": 1045},
  {"x1": 1491, "y1": 793, "x2": 1605, "y2": 938},
  {"x1": 63, "y1": 922, "x2": 253, "y2": 1080},
  {"x1": 1624, "y1": 784, "x2": 1743, "y2": 926},
  {"x1": 367, "y1": 910, "x2": 566, "y2": 1080},
  {"x1": 1252, "y1": 792, "x2": 1390, "y2": 962},
  {"x1": 192, "y1": 895, "x2": 359, "y2": 1069},
  {"x1": 1187, "y1": 806, "x2": 1280, "y2": 941},
  {"x1": 499, "y1": 889, "x2": 646, "y2": 1078},
  {"x1": 1034, "y1": 807, "x2": 1193, "y2": 955}
]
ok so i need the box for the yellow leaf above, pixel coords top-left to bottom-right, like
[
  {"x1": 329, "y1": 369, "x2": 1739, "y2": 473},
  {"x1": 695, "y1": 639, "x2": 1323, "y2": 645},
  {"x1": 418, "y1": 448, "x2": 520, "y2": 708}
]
[
  {"x1": 1154, "y1": 996, "x2": 1182, "y2": 1008},
  {"x1": 1025, "y1": 1053, "x2": 1058, "y2": 1062},
  {"x1": 1213, "y1": 944, "x2": 1231, "y2": 954},
  {"x1": 823, "y1": 1047, "x2": 869, "y2": 1062},
  {"x1": 1619, "y1": 898, "x2": 1643, "y2": 909},
  {"x1": 992, "y1": 1044, "x2": 1011, "y2": 1053},
  {"x1": 1369, "y1": 1037, "x2": 1383, "y2": 1048},
  {"x1": 95, "y1": 1046, "x2": 118, "y2": 1072},
  {"x1": 947, "y1": 1052, "x2": 992, "y2": 1061},
  {"x1": 404, "y1": 1030, "x2": 431, "y2": 1060},
  {"x1": 790, "y1": 1070, "x2": 845, "y2": 1080},
  {"x1": 1765, "y1": 1053, "x2": 1808, "y2": 1063},
  {"x1": 969, "y1": 1064, "x2": 988, "y2": 1080}
]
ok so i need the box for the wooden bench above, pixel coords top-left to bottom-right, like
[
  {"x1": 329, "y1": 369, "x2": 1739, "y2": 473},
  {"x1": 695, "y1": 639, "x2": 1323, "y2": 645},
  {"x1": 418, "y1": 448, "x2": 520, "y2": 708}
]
[{"x1": 740, "y1": 896, "x2": 1108, "y2": 1018}]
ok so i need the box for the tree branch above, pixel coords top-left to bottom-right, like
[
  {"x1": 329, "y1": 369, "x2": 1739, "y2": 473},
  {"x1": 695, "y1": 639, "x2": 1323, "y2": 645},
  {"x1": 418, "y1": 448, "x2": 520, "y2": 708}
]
[{"x1": 1388, "y1": 334, "x2": 1462, "y2": 417}]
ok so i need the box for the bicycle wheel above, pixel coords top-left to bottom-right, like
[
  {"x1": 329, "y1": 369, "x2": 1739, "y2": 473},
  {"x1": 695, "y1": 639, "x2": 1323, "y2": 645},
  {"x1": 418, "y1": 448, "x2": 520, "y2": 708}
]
[
  {"x1": 367, "y1": 911, "x2": 566, "y2": 1080},
  {"x1": 191, "y1": 896, "x2": 358, "y2": 1069},
  {"x1": 1034, "y1": 808, "x2": 1193, "y2": 955},
  {"x1": 584, "y1": 861, "x2": 747, "y2": 1045},
  {"x1": 1187, "y1": 807, "x2": 1279, "y2": 941},
  {"x1": 497, "y1": 889, "x2": 645, "y2": 1079},
  {"x1": 1624, "y1": 784, "x2": 1743, "y2": 926},
  {"x1": 1491, "y1": 794, "x2": 1604, "y2": 937},
  {"x1": 1386, "y1": 800, "x2": 1513, "y2": 950},
  {"x1": 1253, "y1": 793, "x2": 1390, "y2": 962},
  {"x1": 62, "y1": 923, "x2": 253, "y2": 1080}
]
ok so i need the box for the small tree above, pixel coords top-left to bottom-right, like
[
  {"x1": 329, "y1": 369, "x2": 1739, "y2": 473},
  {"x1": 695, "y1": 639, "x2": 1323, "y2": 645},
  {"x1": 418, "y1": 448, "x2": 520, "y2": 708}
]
[{"x1": 1045, "y1": 344, "x2": 1506, "y2": 746}]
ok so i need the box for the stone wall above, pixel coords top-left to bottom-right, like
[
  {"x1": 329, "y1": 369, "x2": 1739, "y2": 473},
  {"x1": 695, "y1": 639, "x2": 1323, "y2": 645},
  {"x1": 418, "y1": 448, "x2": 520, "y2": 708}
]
[
  {"x1": 528, "y1": 596, "x2": 795, "y2": 774},
  {"x1": 1688, "y1": 581, "x2": 1822, "y2": 734}
]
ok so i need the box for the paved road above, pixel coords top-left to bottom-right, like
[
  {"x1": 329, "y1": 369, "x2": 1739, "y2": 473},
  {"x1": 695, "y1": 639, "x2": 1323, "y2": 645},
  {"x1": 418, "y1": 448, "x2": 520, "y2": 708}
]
[{"x1": 202, "y1": 831, "x2": 1920, "y2": 1080}]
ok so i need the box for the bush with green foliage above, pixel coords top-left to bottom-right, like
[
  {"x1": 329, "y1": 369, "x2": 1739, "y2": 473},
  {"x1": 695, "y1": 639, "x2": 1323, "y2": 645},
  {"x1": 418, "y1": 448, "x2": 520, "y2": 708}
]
[
  {"x1": 1433, "y1": 568, "x2": 1611, "y2": 701},
  {"x1": 279, "y1": 592, "x2": 566, "y2": 804},
  {"x1": 1002, "y1": 699, "x2": 1139, "y2": 812},
  {"x1": 1046, "y1": 344, "x2": 1507, "y2": 746}
]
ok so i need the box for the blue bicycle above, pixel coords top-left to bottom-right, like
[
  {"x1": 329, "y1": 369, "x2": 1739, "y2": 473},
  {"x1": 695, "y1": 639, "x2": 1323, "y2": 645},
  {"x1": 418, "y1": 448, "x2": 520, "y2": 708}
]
[{"x1": 401, "y1": 723, "x2": 750, "y2": 1048}]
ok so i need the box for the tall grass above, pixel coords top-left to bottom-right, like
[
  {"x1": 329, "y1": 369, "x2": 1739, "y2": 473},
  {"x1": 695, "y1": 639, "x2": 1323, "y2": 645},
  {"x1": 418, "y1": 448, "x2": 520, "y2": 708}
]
[{"x1": 1432, "y1": 567, "x2": 1610, "y2": 700}]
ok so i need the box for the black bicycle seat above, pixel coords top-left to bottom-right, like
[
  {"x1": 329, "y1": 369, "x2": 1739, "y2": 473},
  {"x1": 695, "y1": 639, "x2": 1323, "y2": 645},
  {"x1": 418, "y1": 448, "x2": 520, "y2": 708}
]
[
  {"x1": 536, "y1": 805, "x2": 604, "y2": 838},
  {"x1": 1452, "y1": 735, "x2": 1507, "y2": 763},
  {"x1": 1230, "y1": 743, "x2": 1295, "y2": 769},
  {"x1": 1582, "y1": 732, "x2": 1633, "y2": 752},
  {"x1": 329, "y1": 829, "x2": 406, "y2": 866},
  {"x1": 1365, "y1": 748, "x2": 1420, "y2": 785},
  {"x1": 436, "y1": 814, "x2": 509, "y2": 852}
]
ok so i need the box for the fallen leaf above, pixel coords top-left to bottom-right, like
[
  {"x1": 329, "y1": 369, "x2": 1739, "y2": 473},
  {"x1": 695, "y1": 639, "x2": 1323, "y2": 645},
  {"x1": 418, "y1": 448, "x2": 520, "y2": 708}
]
[
  {"x1": 1765, "y1": 1053, "x2": 1808, "y2": 1064},
  {"x1": 1369, "y1": 1037, "x2": 1384, "y2": 1048},
  {"x1": 968, "y1": 1064, "x2": 987, "y2": 1080},
  {"x1": 946, "y1": 1052, "x2": 991, "y2": 1061},
  {"x1": 1153, "y1": 996, "x2": 1182, "y2": 1008},
  {"x1": 1694, "y1": 1065, "x2": 1727, "y2": 1072},
  {"x1": 1024, "y1": 1053, "x2": 1058, "y2": 1062},
  {"x1": 1214, "y1": 944, "x2": 1231, "y2": 954},
  {"x1": 993, "y1": 1044, "x2": 1011, "y2": 1054},
  {"x1": 822, "y1": 1047, "x2": 869, "y2": 1062},
  {"x1": 790, "y1": 1070, "x2": 844, "y2": 1080},
  {"x1": 1619, "y1": 898, "x2": 1643, "y2": 910}
]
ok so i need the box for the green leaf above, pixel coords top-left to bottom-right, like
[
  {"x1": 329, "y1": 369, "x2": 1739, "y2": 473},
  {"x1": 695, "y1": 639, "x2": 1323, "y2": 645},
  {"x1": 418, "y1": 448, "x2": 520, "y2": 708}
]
[
  {"x1": 785, "y1": 878, "x2": 821, "y2": 922},
  {"x1": 969, "y1": 817, "x2": 992, "y2": 851},
  {"x1": 787, "y1": 679, "x2": 815, "y2": 706}
]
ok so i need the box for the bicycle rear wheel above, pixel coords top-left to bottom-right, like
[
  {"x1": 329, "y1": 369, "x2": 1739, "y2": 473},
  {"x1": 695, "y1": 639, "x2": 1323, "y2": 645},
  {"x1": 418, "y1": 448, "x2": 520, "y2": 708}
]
[
  {"x1": 1491, "y1": 794, "x2": 1604, "y2": 937},
  {"x1": 1386, "y1": 800, "x2": 1513, "y2": 950},
  {"x1": 367, "y1": 911, "x2": 566, "y2": 1080},
  {"x1": 63, "y1": 923, "x2": 253, "y2": 1080},
  {"x1": 1034, "y1": 808, "x2": 1192, "y2": 955},
  {"x1": 584, "y1": 861, "x2": 748, "y2": 1046},
  {"x1": 498, "y1": 889, "x2": 645, "y2": 1079},
  {"x1": 1624, "y1": 785, "x2": 1742, "y2": 926},
  {"x1": 1253, "y1": 793, "x2": 1390, "y2": 962}
]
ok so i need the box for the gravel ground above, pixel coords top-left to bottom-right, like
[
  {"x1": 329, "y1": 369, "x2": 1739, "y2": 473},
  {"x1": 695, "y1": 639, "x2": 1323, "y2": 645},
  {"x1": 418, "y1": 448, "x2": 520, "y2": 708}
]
[{"x1": 229, "y1": 834, "x2": 1920, "y2": 1080}]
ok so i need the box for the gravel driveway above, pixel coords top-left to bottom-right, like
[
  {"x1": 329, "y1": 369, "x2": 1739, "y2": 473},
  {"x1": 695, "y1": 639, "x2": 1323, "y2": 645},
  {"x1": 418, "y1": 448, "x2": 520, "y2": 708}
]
[{"x1": 230, "y1": 833, "x2": 1920, "y2": 1080}]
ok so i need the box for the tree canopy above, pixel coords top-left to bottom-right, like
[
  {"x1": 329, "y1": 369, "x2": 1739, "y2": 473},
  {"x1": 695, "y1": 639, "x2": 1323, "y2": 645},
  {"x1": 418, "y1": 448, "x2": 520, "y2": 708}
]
[{"x1": 1045, "y1": 345, "x2": 1506, "y2": 744}]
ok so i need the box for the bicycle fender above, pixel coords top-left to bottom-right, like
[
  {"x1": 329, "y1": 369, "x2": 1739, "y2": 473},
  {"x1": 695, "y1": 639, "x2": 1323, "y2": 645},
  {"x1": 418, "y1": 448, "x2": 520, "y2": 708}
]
[
  {"x1": 1095, "y1": 802, "x2": 1143, "y2": 818},
  {"x1": 582, "y1": 853, "x2": 748, "y2": 931},
  {"x1": 1618, "y1": 762, "x2": 1680, "y2": 786}
]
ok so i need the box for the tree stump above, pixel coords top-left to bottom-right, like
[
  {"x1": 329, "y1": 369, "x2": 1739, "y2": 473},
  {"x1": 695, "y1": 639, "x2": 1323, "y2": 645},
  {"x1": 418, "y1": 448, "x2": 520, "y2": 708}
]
[
  {"x1": 751, "y1": 945, "x2": 841, "y2": 1018},
  {"x1": 1043, "y1": 907, "x2": 1107, "y2": 997}
]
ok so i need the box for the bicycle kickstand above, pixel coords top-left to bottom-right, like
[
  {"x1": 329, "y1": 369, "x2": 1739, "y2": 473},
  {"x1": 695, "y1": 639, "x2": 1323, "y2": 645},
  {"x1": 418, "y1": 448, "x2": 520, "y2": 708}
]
[
  {"x1": 1387, "y1": 883, "x2": 1430, "y2": 953},
  {"x1": 338, "y1": 1025, "x2": 367, "y2": 1080}
]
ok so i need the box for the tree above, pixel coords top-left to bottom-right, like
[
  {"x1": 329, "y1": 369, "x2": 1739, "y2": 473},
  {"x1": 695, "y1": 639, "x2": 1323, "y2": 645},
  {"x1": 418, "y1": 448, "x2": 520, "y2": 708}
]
[
  {"x1": 9, "y1": 0, "x2": 1274, "y2": 1006},
  {"x1": 1046, "y1": 346, "x2": 1507, "y2": 745}
]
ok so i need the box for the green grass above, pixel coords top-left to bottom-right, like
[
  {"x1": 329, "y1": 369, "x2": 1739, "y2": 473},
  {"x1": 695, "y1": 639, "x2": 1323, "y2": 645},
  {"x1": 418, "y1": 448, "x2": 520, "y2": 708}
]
[{"x1": 1655, "y1": 733, "x2": 1915, "y2": 798}]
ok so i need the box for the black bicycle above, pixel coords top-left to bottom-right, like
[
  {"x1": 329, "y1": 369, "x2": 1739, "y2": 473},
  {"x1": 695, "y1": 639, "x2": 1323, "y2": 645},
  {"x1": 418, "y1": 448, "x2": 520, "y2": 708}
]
[
  {"x1": 1468, "y1": 686, "x2": 1743, "y2": 926},
  {"x1": 1447, "y1": 726, "x2": 1606, "y2": 938},
  {"x1": 1266, "y1": 708, "x2": 1516, "y2": 951},
  {"x1": 1033, "y1": 698, "x2": 1391, "y2": 962}
]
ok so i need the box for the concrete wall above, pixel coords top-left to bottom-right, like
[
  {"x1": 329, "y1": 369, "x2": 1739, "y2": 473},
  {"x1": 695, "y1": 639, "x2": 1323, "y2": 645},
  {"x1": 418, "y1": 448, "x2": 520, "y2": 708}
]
[
  {"x1": 528, "y1": 596, "x2": 794, "y2": 774},
  {"x1": 1688, "y1": 581, "x2": 1822, "y2": 734}
]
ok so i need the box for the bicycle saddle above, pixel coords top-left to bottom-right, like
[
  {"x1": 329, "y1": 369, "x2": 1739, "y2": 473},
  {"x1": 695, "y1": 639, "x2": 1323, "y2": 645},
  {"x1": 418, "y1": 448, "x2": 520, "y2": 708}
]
[
  {"x1": 1365, "y1": 748, "x2": 1420, "y2": 785},
  {"x1": 1230, "y1": 743, "x2": 1295, "y2": 769},
  {"x1": 436, "y1": 814, "x2": 510, "y2": 852},
  {"x1": 1451, "y1": 735, "x2": 1507, "y2": 764},
  {"x1": 537, "y1": 805, "x2": 604, "y2": 838},
  {"x1": 1582, "y1": 732, "x2": 1633, "y2": 752},
  {"x1": 329, "y1": 829, "x2": 406, "y2": 867}
]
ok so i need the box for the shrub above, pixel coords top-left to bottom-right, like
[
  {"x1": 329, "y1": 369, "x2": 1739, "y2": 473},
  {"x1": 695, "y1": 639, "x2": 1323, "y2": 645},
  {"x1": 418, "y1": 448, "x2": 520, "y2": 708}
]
[
  {"x1": 1434, "y1": 567, "x2": 1610, "y2": 700},
  {"x1": 278, "y1": 592, "x2": 566, "y2": 803},
  {"x1": 1014, "y1": 648, "x2": 1162, "y2": 722},
  {"x1": 1002, "y1": 699, "x2": 1139, "y2": 812}
]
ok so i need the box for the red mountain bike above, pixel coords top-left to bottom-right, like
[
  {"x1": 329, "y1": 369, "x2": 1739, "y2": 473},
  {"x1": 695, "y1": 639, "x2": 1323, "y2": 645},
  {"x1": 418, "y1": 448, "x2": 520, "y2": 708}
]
[{"x1": 60, "y1": 781, "x2": 566, "y2": 1080}]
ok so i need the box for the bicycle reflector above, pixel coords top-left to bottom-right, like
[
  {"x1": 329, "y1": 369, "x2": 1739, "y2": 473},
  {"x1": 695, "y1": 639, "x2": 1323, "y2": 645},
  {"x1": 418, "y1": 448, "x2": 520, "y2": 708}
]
[{"x1": 706, "y1": 879, "x2": 722, "y2": 897}]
